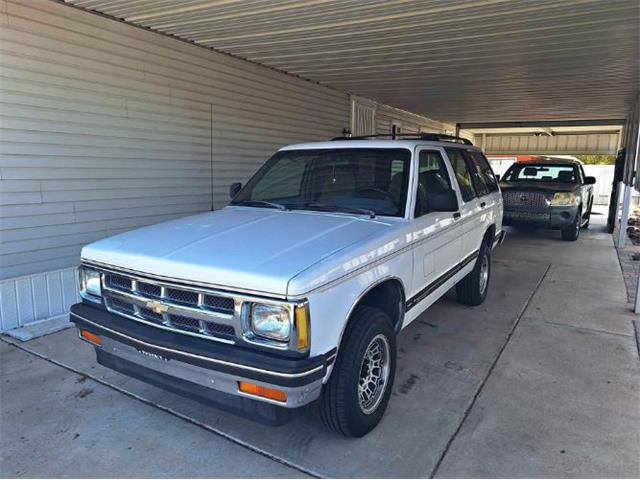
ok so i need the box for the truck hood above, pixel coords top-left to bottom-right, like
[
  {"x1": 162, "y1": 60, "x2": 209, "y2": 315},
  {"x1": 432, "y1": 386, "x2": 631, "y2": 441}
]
[
  {"x1": 500, "y1": 181, "x2": 578, "y2": 193},
  {"x1": 81, "y1": 206, "x2": 393, "y2": 296}
]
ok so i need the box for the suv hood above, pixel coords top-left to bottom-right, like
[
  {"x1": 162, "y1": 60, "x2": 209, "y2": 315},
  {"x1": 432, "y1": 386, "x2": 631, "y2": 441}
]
[{"x1": 81, "y1": 206, "x2": 393, "y2": 297}]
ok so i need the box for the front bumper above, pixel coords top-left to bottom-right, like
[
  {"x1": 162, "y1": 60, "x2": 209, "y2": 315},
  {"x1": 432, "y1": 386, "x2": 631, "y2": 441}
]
[
  {"x1": 70, "y1": 303, "x2": 335, "y2": 424},
  {"x1": 503, "y1": 206, "x2": 579, "y2": 229}
]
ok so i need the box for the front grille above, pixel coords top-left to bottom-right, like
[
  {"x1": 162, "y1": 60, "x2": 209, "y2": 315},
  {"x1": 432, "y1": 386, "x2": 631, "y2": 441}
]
[
  {"x1": 204, "y1": 294, "x2": 235, "y2": 313},
  {"x1": 137, "y1": 282, "x2": 161, "y2": 298},
  {"x1": 108, "y1": 274, "x2": 132, "y2": 291},
  {"x1": 108, "y1": 297, "x2": 135, "y2": 315},
  {"x1": 166, "y1": 288, "x2": 199, "y2": 306},
  {"x1": 138, "y1": 307, "x2": 164, "y2": 324},
  {"x1": 204, "y1": 320, "x2": 235, "y2": 336},
  {"x1": 102, "y1": 272, "x2": 236, "y2": 342},
  {"x1": 502, "y1": 190, "x2": 549, "y2": 208},
  {"x1": 170, "y1": 314, "x2": 201, "y2": 333}
]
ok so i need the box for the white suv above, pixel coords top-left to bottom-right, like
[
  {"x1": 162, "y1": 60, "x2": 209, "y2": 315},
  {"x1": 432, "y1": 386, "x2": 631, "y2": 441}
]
[{"x1": 71, "y1": 134, "x2": 504, "y2": 437}]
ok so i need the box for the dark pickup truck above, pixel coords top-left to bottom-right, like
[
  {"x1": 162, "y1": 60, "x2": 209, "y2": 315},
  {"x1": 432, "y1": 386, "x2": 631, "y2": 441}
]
[{"x1": 499, "y1": 158, "x2": 595, "y2": 241}]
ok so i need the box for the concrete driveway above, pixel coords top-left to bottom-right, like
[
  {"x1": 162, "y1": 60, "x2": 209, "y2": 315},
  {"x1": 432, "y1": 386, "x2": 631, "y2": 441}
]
[{"x1": 2, "y1": 212, "x2": 639, "y2": 478}]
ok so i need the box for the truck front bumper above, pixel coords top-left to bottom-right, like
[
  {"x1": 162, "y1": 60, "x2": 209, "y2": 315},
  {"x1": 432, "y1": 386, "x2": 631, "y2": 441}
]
[
  {"x1": 70, "y1": 303, "x2": 335, "y2": 425},
  {"x1": 502, "y1": 205, "x2": 580, "y2": 230}
]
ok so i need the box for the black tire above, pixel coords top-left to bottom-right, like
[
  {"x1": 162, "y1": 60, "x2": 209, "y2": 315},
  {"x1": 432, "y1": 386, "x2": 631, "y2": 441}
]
[
  {"x1": 320, "y1": 306, "x2": 396, "y2": 437},
  {"x1": 561, "y1": 207, "x2": 581, "y2": 241},
  {"x1": 581, "y1": 201, "x2": 592, "y2": 229},
  {"x1": 456, "y1": 238, "x2": 491, "y2": 306}
]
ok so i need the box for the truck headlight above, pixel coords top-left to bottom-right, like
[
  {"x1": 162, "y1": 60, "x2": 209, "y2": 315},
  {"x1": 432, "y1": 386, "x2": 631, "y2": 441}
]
[
  {"x1": 79, "y1": 267, "x2": 102, "y2": 303},
  {"x1": 250, "y1": 304, "x2": 291, "y2": 341},
  {"x1": 550, "y1": 192, "x2": 579, "y2": 206}
]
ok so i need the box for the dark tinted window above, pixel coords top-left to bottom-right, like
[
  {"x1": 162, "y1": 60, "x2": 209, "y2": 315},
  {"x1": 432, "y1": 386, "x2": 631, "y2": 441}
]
[
  {"x1": 467, "y1": 151, "x2": 499, "y2": 193},
  {"x1": 446, "y1": 148, "x2": 476, "y2": 202},
  {"x1": 415, "y1": 150, "x2": 453, "y2": 217},
  {"x1": 233, "y1": 148, "x2": 411, "y2": 217}
]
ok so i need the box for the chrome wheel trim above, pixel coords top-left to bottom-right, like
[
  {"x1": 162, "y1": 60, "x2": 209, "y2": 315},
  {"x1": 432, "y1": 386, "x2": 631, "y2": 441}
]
[
  {"x1": 478, "y1": 252, "x2": 490, "y2": 295},
  {"x1": 358, "y1": 334, "x2": 391, "y2": 415}
]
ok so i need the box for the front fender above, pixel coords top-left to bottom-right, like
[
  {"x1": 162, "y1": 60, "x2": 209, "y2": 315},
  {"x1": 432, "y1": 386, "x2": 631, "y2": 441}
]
[{"x1": 302, "y1": 247, "x2": 412, "y2": 360}]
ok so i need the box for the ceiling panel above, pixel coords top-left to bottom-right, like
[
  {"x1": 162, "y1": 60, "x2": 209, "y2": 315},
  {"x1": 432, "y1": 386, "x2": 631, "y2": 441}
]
[{"x1": 65, "y1": 0, "x2": 640, "y2": 123}]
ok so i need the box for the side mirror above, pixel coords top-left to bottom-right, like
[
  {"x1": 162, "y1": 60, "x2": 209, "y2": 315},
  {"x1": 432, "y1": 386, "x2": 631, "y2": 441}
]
[
  {"x1": 428, "y1": 190, "x2": 459, "y2": 212},
  {"x1": 494, "y1": 174, "x2": 500, "y2": 182},
  {"x1": 584, "y1": 176, "x2": 596, "y2": 185},
  {"x1": 229, "y1": 182, "x2": 242, "y2": 199}
]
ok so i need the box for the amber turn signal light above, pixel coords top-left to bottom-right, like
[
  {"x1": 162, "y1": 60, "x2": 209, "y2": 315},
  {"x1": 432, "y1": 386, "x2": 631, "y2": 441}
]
[
  {"x1": 238, "y1": 382, "x2": 287, "y2": 402},
  {"x1": 80, "y1": 329, "x2": 102, "y2": 346},
  {"x1": 294, "y1": 304, "x2": 309, "y2": 350}
]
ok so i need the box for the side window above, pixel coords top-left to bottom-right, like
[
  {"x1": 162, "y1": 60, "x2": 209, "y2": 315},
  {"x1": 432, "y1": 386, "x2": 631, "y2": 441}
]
[
  {"x1": 467, "y1": 151, "x2": 499, "y2": 193},
  {"x1": 446, "y1": 148, "x2": 476, "y2": 202},
  {"x1": 415, "y1": 150, "x2": 454, "y2": 217}
]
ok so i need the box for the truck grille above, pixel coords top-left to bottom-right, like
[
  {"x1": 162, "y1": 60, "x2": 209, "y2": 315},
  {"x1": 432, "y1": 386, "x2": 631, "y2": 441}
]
[
  {"x1": 103, "y1": 272, "x2": 236, "y2": 342},
  {"x1": 502, "y1": 190, "x2": 550, "y2": 208}
]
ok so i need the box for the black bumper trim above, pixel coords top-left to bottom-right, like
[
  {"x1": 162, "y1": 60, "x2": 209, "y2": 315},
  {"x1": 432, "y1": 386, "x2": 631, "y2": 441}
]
[
  {"x1": 96, "y1": 349, "x2": 294, "y2": 426},
  {"x1": 70, "y1": 303, "x2": 332, "y2": 388}
]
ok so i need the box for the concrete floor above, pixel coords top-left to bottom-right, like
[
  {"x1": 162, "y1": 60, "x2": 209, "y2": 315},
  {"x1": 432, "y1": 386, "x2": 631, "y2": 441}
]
[{"x1": 1, "y1": 212, "x2": 639, "y2": 478}]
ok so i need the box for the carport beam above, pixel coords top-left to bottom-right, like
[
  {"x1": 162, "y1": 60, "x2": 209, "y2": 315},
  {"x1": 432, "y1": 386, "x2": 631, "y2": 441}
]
[{"x1": 618, "y1": 182, "x2": 632, "y2": 248}]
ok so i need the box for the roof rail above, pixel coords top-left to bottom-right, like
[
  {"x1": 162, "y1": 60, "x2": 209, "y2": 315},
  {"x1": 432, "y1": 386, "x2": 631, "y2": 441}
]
[{"x1": 331, "y1": 132, "x2": 473, "y2": 145}]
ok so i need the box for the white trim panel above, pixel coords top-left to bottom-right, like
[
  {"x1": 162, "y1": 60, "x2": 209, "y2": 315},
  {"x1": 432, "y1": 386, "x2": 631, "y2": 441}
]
[{"x1": 0, "y1": 266, "x2": 79, "y2": 331}]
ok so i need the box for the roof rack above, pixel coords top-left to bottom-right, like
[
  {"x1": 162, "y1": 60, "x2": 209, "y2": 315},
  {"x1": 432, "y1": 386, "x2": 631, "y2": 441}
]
[{"x1": 331, "y1": 132, "x2": 473, "y2": 145}]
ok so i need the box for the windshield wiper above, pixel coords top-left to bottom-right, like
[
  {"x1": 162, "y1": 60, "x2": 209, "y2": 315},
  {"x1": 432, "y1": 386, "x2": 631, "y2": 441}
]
[
  {"x1": 231, "y1": 200, "x2": 287, "y2": 211},
  {"x1": 302, "y1": 202, "x2": 376, "y2": 219}
]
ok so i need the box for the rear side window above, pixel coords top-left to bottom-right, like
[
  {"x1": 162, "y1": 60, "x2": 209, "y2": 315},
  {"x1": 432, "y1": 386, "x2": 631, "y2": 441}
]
[
  {"x1": 467, "y1": 151, "x2": 499, "y2": 193},
  {"x1": 446, "y1": 148, "x2": 476, "y2": 202}
]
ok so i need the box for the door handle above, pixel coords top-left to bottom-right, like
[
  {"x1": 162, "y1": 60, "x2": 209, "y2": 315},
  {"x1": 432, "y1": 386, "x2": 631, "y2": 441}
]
[
  {"x1": 480, "y1": 202, "x2": 486, "y2": 208},
  {"x1": 453, "y1": 212, "x2": 461, "y2": 220}
]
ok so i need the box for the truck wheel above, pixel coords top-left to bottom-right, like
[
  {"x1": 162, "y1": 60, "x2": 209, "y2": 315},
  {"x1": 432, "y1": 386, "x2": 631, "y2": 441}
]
[
  {"x1": 456, "y1": 239, "x2": 491, "y2": 306},
  {"x1": 561, "y1": 207, "x2": 581, "y2": 241},
  {"x1": 320, "y1": 306, "x2": 396, "y2": 437},
  {"x1": 581, "y1": 202, "x2": 592, "y2": 229}
]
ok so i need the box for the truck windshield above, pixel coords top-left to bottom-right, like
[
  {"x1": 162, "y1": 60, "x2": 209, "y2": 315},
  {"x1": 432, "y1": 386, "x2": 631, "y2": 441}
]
[
  {"x1": 231, "y1": 148, "x2": 411, "y2": 217},
  {"x1": 502, "y1": 163, "x2": 578, "y2": 183}
]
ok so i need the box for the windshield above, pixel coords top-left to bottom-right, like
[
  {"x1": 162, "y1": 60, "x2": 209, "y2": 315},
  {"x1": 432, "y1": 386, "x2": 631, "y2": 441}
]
[
  {"x1": 502, "y1": 163, "x2": 578, "y2": 183},
  {"x1": 231, "y1": 148, "x2": 411, "y2": 217}
]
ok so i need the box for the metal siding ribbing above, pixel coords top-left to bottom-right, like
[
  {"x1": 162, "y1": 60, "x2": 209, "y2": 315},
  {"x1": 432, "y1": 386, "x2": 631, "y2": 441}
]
[
  {"x1": 0, "y1": 0, "x2": 350, "y2": 328},
  {"x1": 482, "y1": 133, "x2": 620, "y2": 155},
  {"x1": 375, "y1": 104, "x2": 454, "y2": 136},
  {"x1": 65, "y1": 0, "x2": 640, "y2": 124},
  {"x1": 0, "y1": 0, "x2": 349, "y2": 281}
]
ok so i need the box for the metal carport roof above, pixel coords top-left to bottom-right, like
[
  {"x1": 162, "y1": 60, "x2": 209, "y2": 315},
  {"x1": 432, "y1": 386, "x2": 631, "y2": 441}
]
[{"x1": 65, "y1": 0, "x2": 639, "y2": 124}]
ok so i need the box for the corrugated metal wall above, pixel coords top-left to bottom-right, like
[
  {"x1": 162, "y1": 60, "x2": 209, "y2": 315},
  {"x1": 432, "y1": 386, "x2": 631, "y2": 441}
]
[
  {"x1": 0, "y1": 0, "x2": 449, "y2": 332},
  {"x1": 0, "y1": 0, "x2": 349, "y2": 330},
  {"x1": 375, "y1": 104, "x2": 453, "y2": 135},
  {"x1": 481, "y1": 133, "x2": 620, "y2": 155}
]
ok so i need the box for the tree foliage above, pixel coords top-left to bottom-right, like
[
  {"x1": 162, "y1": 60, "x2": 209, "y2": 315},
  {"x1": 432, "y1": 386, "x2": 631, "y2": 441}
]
[{"x1": 575, "y1": 155, "x2": 615, "y2": 165}]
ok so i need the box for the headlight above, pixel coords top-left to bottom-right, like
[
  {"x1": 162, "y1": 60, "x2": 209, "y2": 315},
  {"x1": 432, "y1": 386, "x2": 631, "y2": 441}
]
[
  {"x1": 250, "y1": 304, "x2": 291, "y2": 341},
  {"x1": 550, "y1": 192, "x2": 579, "y2": 206},
  {"x1": 79, "y1": 267, "x2": 102, "y2": 303}
]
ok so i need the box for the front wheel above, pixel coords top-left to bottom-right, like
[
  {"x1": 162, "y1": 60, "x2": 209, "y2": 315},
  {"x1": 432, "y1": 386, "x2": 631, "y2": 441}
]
[
  {"x1": 581, "y1": 201, "x2": 592, "y2": 229},
  {"x1": 320, "y1": 306, "x2": 396, "y2": 437},
  {"x1": 561, "y1": 207, "x2": 581, "y2": 241},
  {"x1": 456, "y1": 240, "x2": 491, "y2": 306}
]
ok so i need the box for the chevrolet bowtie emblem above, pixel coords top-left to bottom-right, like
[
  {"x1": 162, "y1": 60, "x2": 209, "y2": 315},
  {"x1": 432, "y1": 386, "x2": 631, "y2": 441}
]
[{"x1": 146, "y1": 300, "x2": 169, "y2": 315}]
